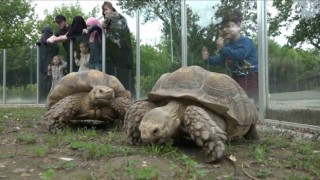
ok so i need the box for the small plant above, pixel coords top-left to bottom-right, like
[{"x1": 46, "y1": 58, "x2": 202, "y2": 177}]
[
  {"x1": 44, "y1": 134, "x2": 61, "y2": 148},
  {"x1": 124, "y1": 159, "x2": 158, "y2": 180},
  {"x1": 78, "y1": 127, "x2": 97, "y2": 139},
  {"x1": 142, "y1": 140, "x2": 178, "y2": 155},
  {"x1": 34, "y1": 146, "x2": 47, "y2": 157},
  {"x1": 17, "y1": 132, "x2": 37, "y2": 144},
  {"x1": 69, "y1": 141, "x2": 110, "y2": 159},
  {"x1": 256, "y1": 168, "x2": 271, "y2": 178},
  {"x1": 173, "y1": 154, "x2": 207, "y2": 179},
  {"x1": 253, "y1": 145, "x2": 268, "y2": 163},
  {"x1": 39, "y1": 160, "x2": 78, "y2": 171},
  {"x1": 41, "y1": 169, "x2": 54, "y2": 180}
]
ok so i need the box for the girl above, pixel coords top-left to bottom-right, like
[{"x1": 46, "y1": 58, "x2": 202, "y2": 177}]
[
  {"x1": 74, "y1": 42, "x2": 90, "y2": 71},
  {"x1": 48, "y1": 55, "x2": 67, "y2": 90}
]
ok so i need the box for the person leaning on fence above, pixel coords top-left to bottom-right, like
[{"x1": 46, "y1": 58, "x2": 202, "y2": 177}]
[
  {"x1": 101, "y1": 1, "x2": 135, "y2": 97},
  {"x1": 47, "y1": 15, "x2": 87, "y2": 44},
  {"x1": 47, "y1": 15, "x2": 88, "y2": 73},
  {"x1": 201, "y1": 10, "x2": 258, "y2": 102},
  {"x1": 46, "y1": 15, "x2": 70, "y2": 51},
  {"x1": 84, "y1": 17, "x2": 103, "y2": 71}
]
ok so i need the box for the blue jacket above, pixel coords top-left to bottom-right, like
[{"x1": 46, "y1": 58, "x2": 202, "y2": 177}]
[{"x1": 207, "y1": 36, "x2": 258, "y2": 76}]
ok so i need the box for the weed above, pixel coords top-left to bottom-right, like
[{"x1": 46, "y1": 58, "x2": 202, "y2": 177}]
[
  {"x1": 255, "y1": 168, "x2": 272, "y2": 178},
  {"x1": 39, "y1": 160, "x2": 78, "y2": 171},
  {"x1": 106, "y1": 131, "x2": 117, "y2": 142},
  {"x1": 124, "y1": 159, "x2": 158, "y2": 180},
  {"x1": 43, "y1": 134, "x2": 61, "y2": 148},
  {"x1": 69, "y1": 141, "x2": 110, "y2": 159},
  {"x1": 16, "y1": 132, "x2": 37, "y2": 144},
  {"x1": 263, "y1": 133, "x2": 290, "y2": 148},
  {"x1": 142, "y1": 140, "x2": 178, "y2": 156},
  {"x1": 173, "y1": 154, "x2": 207, "y2": 179},
  {"x1": 252, "y1": 145, "x2": 268, "y2": 163},
  {"x1": 34, "y1": 146, "x2": 47, "y2": 157},
  {"x1": 41, "y1": 169, "x2": 54, "y2": 180},
  {"x1": 78, "y1": 127, "x2": 97, "y2": 139}
]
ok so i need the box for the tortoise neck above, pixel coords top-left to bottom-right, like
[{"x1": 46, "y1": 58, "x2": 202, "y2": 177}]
[{"x1": 163, "y1": 100, "x2": 186, "y2": 132}]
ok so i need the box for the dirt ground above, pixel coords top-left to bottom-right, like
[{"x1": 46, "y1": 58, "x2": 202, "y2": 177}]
[{"x1": 0, "y1": 107, "x2": 319, "y2": 180}]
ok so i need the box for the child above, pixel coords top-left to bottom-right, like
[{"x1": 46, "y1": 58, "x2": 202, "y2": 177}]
[
  {"x1": 47, "y1": 55, "x2": 67, "y2": 90},
  {"x1": 74, "y1": 42, "x2": 90, "y2": 71},
  {"x1": 201, "y1": 10, "x2": 258, "y2": 102},
  {"x1": 85, "y1": 17, "x2": 103, "y2": 71}
]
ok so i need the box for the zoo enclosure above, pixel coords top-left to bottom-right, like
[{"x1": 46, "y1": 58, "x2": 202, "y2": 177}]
[{"x1": 0, "y1": 0, "x2": 319, "y2": 127}]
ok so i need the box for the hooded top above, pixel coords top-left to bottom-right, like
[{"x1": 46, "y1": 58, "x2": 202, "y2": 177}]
[{"x1": 66, "y1": 16, "x2": 87, "y2": 38}]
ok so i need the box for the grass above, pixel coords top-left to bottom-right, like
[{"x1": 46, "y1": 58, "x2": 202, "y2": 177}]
[
  {"x1": 0, "y1": 106, "x2": 319, "y2": 179},
  {"x1": 16, "y1": 132, "x2": 37, "y2": 144}
]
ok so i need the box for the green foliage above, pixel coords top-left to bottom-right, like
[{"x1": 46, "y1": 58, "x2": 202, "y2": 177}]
[
  {"x1": 0, "y1": 0, "x2": 37, "y2": 48},
  {"x1": 0, "y1": 84, "x2": 36, "y2": 100},
  {"x1": 41, "y1": 169, "x2": 54, "y2": 180},
  {"x1": 34, "y1": 146, "x2": 47, "y2": 157},
  {"x1": 17, "y1": 132, "x2": 37, "y2": 144},
  {"x1": 39, "y1": 160, "x2": 79, "y2": 171},
  {"x1": 255, "y1": 168, "x2": 272, "y2": 178},
  {"x1": 124, "y1": 160, "x2": 158, "y2": 180},
  {"x1": 69, "y1": 141, "x2": 110, "y2": 159},
  {"x1": 252, "y1": 145, "x2": 268, "y2": 163},
  {"x1": 142, "y1": 140, "x2": 178, "y2": 155}
]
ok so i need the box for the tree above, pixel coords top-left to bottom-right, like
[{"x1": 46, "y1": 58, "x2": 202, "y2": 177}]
[
  {"x1": 117, "y1": 0, "x2": 218, "y2": 68},
  {"x1": 0, "y1": 0, "x2": 37, "y2": 49},
  {"x1": 269, "y1": 0, "x2": 319, "y2": 49}
]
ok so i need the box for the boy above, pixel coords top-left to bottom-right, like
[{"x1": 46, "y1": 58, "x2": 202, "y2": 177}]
[{"x1": 201, "y1": 10, "x2": 258, "y2": 102}]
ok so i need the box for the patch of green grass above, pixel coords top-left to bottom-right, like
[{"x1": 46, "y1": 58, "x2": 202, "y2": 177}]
[
  {"x1": 39, "y1": 160, "x2": 78, "y2": 171},
  {"x1": 34, "y1": 146, "x2": 47, "y2": 157},
  {"x1": 0, "y1": 107, "x2": 45, "y2": 122},
  {"x1": 124, "y1": 159, "x2": 158, "y2": 180},
  {"x1": 77, "y1": 127, "x2": 97, "y2": 139},
  {"x1": 69, "y1": 141, "x2": 110, "y2": 159},
  {"x1": 43, "y1": 134, "x2": 61, "y2": 148},
  {"x1": 262, "y1": 133, "x2": 290, "y2": 148},
  {"x1": 252, "y1": 145, "x2": 269, "y2": 163},
  {"x1": 16, "y1": 132, "x2": 37, "y2": 144},
  {"x1": 142, "y1": 140, "x2": 178, "y2": 155},
  {"x1": 173, "y1": 154, "x2": 207, "y2": 179},
  {"x1": 256, "y1": 168, "x2": 272, "y2": 178},
  {"x1": 41, "y1": 169, "x2": 54, "y2": 180}
]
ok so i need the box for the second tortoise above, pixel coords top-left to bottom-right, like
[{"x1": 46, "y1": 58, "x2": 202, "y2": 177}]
[{"x1": 124, "y1": 65, "x2": 259, "y2": 163}]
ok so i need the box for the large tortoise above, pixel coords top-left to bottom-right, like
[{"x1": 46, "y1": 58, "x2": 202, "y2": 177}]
[
  {"x1": 124, "y1": 66, "x2": 259, "y2": 163},
  {"x1": 43, "y1": 70, "x2": 132, "y2": 132}
]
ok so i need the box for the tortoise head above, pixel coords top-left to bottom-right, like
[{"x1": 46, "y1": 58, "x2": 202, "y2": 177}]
[
  {"x1": 139, "y1": 101, "x2": 183, "y2": 145},
  {"x1": 89, "y1": 86, "x2": 115, "y2": 105}
]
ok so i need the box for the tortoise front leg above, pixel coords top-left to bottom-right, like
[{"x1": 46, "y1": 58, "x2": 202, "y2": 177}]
[
  {"x1": 43, "y1": 95, "x2": 82, "y2": 133},
  {"x1": 124, "y1": 100, "x2": 157, "y2": 145},
  {"x1": 184, "y1": 105, "x2": 227, "y2": 163}
]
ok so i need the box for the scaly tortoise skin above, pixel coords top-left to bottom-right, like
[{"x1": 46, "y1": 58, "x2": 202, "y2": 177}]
[
  {"x1": 124, "y1": 66, "x2": 259, "y2": 163},
  {"x1": 43, "y1": 70, "x2": 132, "y2": 132}
]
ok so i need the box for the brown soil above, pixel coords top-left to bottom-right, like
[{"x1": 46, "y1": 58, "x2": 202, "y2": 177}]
[{"x1": 0, "y1": 107, "x2": 319, "y2": 180}]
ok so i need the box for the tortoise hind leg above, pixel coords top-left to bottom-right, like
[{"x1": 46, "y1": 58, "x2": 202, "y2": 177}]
[
  {"x1": 184, "y1": 105, "x2": 227, "y2": 163},
  {"x1": 243, "y1": 124, "x2": 259, "y2": 140}
]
